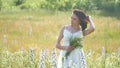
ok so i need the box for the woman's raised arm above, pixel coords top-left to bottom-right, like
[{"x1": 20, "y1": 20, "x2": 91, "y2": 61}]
[{"x1": 83, "y1": 16, "x2": 95, "y2": 36}]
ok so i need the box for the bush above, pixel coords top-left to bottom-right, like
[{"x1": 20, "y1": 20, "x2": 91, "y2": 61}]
[
  {"x1": 102, "y1": 0, "x2": 116, "y2": 12},
  {"x1": 58, "y1": 0, "x2": 75, "y2": 11},
  {"x1": 40, "y1": 0, "x2": 60, "y2": 11},
  {"x1": 96, "y1": 0, "x2": 120, "y2": 12},
  {"x1": 73, "y1": 0, "x2": 97, "y2": 11},
  {"x1": 40, "y1": 0, "x2": 97, "y2": 11},
  {"x1": 13, "y1": 0, "x2": 25, "y2": 6},
  {"x1": 115, "y1": 0, "x2": 120, "y2": 11}
]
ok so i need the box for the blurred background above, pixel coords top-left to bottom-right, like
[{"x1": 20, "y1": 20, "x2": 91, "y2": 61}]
[
  {"x1": 0, "y1": 0, "x2": 120, "y2": 67},
  {"x1": 0, "y1": 0, "x2": 120, "y2": 52}
]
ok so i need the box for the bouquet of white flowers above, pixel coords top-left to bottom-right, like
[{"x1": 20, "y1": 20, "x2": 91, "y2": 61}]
[{"x1": 65, "y1": 36, "x2": 83, "y2": 59}]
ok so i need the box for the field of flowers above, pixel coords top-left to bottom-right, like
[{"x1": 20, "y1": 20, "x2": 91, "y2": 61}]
[{"x1": 0, "y1": 47, "x2": 120, "y2": 68}]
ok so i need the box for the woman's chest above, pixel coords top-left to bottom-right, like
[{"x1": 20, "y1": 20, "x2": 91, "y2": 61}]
[{"x1": 63, "y1": 29, "x2": 83, "y2": 40}]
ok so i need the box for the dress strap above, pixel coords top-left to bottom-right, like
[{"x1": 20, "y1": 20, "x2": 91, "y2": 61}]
[{"x1": 64, "y1": 25, "x2": 68, "y2": 31}]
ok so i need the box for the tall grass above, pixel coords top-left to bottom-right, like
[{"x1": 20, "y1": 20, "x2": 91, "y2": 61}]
[
  {"x1": 0, "y1": 10, "x2": 119, "y2": 52},
  {"x1": 0, "y1": 48, "x2": 120, "y2": 68},
  {"x1": 0, "y1": 10, "x2": 120, "y2": 67}
]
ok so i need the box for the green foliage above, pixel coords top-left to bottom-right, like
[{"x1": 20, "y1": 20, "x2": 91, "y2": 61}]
[
  {"x1": 93, "y1": 0, "x2": 120, "y2": 12},
  {"x1": 65, "y1": 37, "x2": 83, "y2": 58},
  {"x1": 0, "y1": 0, "x2": 120, "y2": 12},
  {"x1": 58, "y1": 0, "x2": 75, "y2": 11},
  {"x1": 13, "y1": 0, "x2": 25, "y2": 6},
  {"x1": 40, "y1": 0, "x2": 59, "y2": 11},
  {"x1": 73, "y1": 0, "x2": 96, "y2": 11},
  {"x1": 102, "y1": 0, "x2": 116, "y2": 12},
  {"x1": 40, "y1": 0, "x2": 97, "y2": 11},
  {"x1": 69, "y1": 37, "x2": 83, "y2": 48},
  {"x1": 0, "y1": 0, "x2": 2, "y2": 10}
]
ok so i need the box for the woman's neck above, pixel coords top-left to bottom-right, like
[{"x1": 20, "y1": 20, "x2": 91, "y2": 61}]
[{"x1": 71, "y1": 24, "x2": 80, "y2": 30}]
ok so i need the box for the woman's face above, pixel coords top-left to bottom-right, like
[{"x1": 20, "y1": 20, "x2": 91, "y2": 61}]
[{"x1": 71, "y1": 13, "x2": 80, "y2": 26}]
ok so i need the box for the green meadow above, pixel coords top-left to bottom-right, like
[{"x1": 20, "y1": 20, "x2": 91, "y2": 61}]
[
  {"x1": 0, "y1": 10, "x2": 120, "y2": 53},
  {"x1": 0, "y1": 0, "x2": 120, "y2": 67}
]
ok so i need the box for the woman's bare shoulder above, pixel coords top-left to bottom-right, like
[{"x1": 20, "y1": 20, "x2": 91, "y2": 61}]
[
  {"x1": 60, "y1": 24, "x2": 70, "y2": 32},
  {"x1": 64, "y1": 24, "x2": 71, "y2": 28}
]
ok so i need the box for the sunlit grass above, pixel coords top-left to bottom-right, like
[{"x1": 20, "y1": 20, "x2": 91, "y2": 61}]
[
  {"x1": 0, "y1": 10, "x2": 120, "y2": 68},
  {"x1": 0, "y1": 10, "x2": 120, "y2": 53}
]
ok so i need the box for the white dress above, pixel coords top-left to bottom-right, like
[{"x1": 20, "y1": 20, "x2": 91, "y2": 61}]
[{"x1": 57, "y1": 26, "x2": 87, "y2": 68}]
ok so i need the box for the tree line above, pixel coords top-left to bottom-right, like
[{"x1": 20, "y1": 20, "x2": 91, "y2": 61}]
[{"x1": 0, "y1": 0, "x2": 120, "y2": 12}]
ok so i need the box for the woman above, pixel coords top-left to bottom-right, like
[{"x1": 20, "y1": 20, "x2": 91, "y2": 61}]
[{"x1": 56, "y1": 9, "x2": 95, "y2": 68}]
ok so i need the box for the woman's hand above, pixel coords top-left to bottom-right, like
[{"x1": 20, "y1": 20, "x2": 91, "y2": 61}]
[
  {"x1": 64, "y1": 46, "x2": 74, "y2": 52},
  {"x1": 86, "y1": 16, "x2": 91, "y2": 22}
]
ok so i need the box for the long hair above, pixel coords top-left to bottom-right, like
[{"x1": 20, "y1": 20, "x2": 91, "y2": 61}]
[{"x1": 73, "y1": 9, "x2": 87, "y2": 31}]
